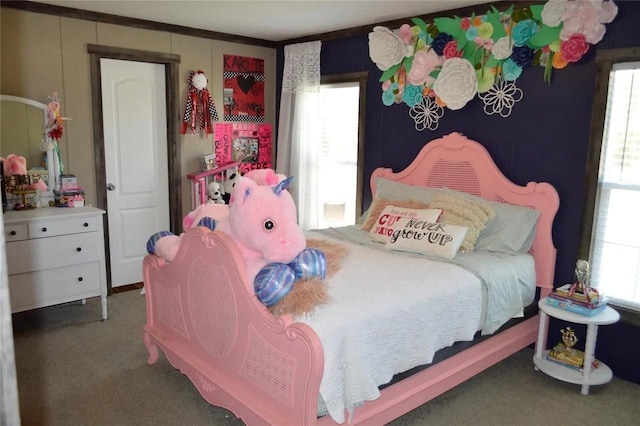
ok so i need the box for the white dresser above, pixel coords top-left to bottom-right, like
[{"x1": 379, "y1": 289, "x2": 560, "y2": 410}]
[{"x1": 4, "y1": 206, "x2": 108, "y2": 320}]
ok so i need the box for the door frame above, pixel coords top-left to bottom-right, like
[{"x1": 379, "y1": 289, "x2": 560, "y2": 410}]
[{"x1": 88, "y1": 44, "x2": 181, "y2": 293}]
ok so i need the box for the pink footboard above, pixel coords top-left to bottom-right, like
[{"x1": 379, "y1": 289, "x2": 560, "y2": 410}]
[{"x1": 143, "y1": 227, "x2": 324, "y2": 425}]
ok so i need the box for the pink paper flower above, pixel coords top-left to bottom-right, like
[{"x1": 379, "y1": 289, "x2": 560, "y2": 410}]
[
  {"x1": 407, "y1": 48, "x2": 443, "y2": 86},
  {"x1": 398, "y1": 24, "x2": 413, "y2": 44},
  {"x1": 560, "y1": 0, "x2": 618, "y2": 44},
  {"x1": 443, "y1": 41, "x2": 463, "y2": 59},
  {"x1": 560, "y1": 33, "x2": 590, "y2": 63}
]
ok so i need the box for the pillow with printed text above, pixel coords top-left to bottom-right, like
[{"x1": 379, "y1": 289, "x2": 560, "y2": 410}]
[
  {"x1": 384, "y1": 219, "x2": 469, "y2": 259},
  {"x1": 369, "y1": 205, "x2": 443, "y2": 243}
]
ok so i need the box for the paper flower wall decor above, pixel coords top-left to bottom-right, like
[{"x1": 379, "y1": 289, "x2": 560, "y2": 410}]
[{"x1": 368, "y1": 0, "x2": 618, "y2": 130}]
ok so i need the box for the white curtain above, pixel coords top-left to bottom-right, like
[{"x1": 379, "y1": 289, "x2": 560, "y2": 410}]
[{"x1": 276, "y1": 41, "x2": 322, "y2": 230}]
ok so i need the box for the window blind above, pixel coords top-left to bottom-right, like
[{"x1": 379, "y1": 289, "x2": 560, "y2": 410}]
[{"x1": 590, "y1": 62, "x2": 640, "y2": 311}]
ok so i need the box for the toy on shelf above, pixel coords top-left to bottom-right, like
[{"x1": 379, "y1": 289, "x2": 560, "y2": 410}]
[{"x1": 186, "y1": 161, "x2": 241, "y2": 209}]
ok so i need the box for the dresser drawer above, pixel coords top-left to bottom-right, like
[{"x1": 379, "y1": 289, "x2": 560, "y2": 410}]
[
  {"x1": 5, "y1": 223, "x2": 29, "y2": 242},
  {"x1": 28, "y1": 215, "x2": 98, "y2": 238},
  {"x1": 6, "y1": 232, "x2": 101, "y2": 275},
  {"x1": 8, "y1": 262, "x2": 102, "y2": 313}
]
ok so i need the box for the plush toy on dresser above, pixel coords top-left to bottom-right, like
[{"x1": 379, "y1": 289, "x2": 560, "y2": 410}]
[{"x1": 147, "y1": 171, "x2": 329, "y2": 312}]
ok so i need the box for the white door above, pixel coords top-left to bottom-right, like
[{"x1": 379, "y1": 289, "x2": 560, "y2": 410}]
[{"x1": 101, "y1": 59, "x2": 169, "y2": 288}]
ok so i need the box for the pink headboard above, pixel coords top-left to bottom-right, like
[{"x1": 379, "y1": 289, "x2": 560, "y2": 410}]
[{"x1": 370, "y1": 132, "x2": 559, "y2": 294}]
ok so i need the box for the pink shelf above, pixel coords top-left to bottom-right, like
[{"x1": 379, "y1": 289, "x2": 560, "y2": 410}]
[{"x1": 186, "y1": 161, "x2": 241, "y2": 208}]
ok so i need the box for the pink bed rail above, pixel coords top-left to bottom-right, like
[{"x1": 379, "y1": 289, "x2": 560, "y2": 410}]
[{"x1": 143, "y1": 229, "x2": 324, "y2": 425}]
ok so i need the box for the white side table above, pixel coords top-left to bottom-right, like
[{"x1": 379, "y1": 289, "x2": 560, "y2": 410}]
[{"x1": 534, "y1": 297, "x2": 619, "y2": 395}]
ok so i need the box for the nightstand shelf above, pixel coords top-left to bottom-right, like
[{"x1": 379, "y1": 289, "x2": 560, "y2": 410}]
[{"x1": 534, "y1": 297, "x2": 619, "y2": 395}]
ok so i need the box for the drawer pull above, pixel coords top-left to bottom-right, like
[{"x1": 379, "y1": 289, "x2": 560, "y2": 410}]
[
  {"x1": 83, "y1": 222, "x2": 89, "y2": 227},
  {"x1": 77, "y1": 277, "x2": 84, "y2": 282},
  {"x1": 41, "y1": 227, "x2": 47, "y2": 232},
  {"x1": 76, "y1": 247, "x2": 82, "y2": 252},
  {"x1": 10, "y1": 230, "x2": 16, "y2": 236}
]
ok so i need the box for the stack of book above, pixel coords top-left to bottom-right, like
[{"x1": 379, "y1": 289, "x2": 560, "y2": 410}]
[
  {"x1": 545, "y1": 343, "x2": 601, "y2": 372},
  {"x1": 546, "y1": 283, "x2": 609, "y2": 316}
]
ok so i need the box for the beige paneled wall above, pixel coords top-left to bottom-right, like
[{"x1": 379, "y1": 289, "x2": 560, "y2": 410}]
[{"x1": 0, "y1": 7, "x2": 276, "y2": 218}]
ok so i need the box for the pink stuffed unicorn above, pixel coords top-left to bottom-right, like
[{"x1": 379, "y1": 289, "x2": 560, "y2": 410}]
[{"x1": 147, "y1": 172, "x2": 326, "y2": 307}]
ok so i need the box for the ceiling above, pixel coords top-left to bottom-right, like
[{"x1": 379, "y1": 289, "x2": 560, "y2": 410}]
[{"x1": 30, "y1": 0, "x2": 494, "y2": 42}]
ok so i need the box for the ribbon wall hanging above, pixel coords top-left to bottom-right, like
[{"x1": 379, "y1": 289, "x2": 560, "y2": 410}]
[
  {"x1": 368, "y1": 0, "x2": 618, "y2": 131},
  {"x1": 181, "y1": 70, "x2": 219, "y2": 135}
]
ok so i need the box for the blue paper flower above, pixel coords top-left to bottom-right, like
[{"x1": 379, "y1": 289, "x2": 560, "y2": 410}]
[
  {"x1": 402, "y1": 85, "x2": 423, "y2": 107},
  {"x1": 511, "y1": 45, "x2": 535, "y2": 68},
  {"x1": 512, "y1": 19, "x2": 538, "y2": 47},
  {"x1": 432, "y1": 32, "x2": 453, "y2": 56},
  {"x1": 502, "y1": 59, "x2": 523, "y2": 81},
  {"x1": 465, "y1": 26, "x2": 479, "y2": 41},
  {"x1": 382, "y1": 89, "x2": 396, "y2": 106}
]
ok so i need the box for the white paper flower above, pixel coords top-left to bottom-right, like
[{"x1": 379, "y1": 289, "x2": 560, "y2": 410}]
[
  {"x1": 368, "y1": 26, "x2": 407, "y2": 71},
  {"x1": 541, "y1": 0, "x2": 567, "y2": 28},
  {"x1": 432, "y1": 58, "x2": 478, "y2": 110},
  {"x1": 491, "y1": 36, "x2": 513, "y2": 60},
  {"x1": 409, "y1": 96, "x2": 445, "y2": 131},
  {"x1": 192, "y1": 72, "x2": 208, "y2": 90},
  {"x1": 478, "y1": 75, "x2": 523, "y2": 118}
]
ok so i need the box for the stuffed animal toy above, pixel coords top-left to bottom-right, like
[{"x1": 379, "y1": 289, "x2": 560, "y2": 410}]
[
  {"x1": 222, "y1": 169, "x2": 240, "y2": 204},
  {"x1": 0, "y1": 154, "x2": 48, "y2": 193},
  {"x1": 147, "y1": 173, "x2": 326, "y2": 308},
  {"x1": 207, "y1": 181, "x2": 226, "y2": 204},
  {"x1": 2, "y1": 154, "x2": 27, "y2": 176}
]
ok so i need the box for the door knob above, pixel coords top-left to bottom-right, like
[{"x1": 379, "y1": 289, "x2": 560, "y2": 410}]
[{"x1": 107, "y1": 183, "x2": 115, "y2": 191}]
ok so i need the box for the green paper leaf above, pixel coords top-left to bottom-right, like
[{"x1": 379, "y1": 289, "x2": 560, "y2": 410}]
[
  {"x1": 429, "y1": 69, "x2": 441, "y2": 80},
  {"x1": 434, "y1": 17, "x2": 462, "y2": 37},
  {"x1": 528, "y1": 24, "x2": 562, "y2": 49},
  {"x1": 403, "y1": 56, "x2": 413, "y2": 73},
  {"x1": 544, "y1": 52, "x2": 554, "y2": 85},
  {"x1": 379, "y1": 63, "x2": 400, "y2": 82},
  {"x1": 411, "y1": 17, "x2": 428, "y2": 34},
  {"x1": 530, "y1": 5, "x2": 544, "y2": 22},
  {"x1": 462, "y1": 43, "x2": 478, "y2": 64},
  {"x1": 485, "y1": 56, "x2": 501, "y2": 68},
  {"x1": 485, "y1": 11, "x2": 507, "y2": 41}
]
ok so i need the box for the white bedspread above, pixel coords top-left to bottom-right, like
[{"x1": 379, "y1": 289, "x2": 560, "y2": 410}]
[{"x1": 299, "y1": 227, "x2": 535, "y2": 424}]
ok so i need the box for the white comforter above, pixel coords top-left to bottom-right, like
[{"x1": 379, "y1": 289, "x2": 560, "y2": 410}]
[{"x1": 298, "y1": 227, "x2": 535, "y2": 424}]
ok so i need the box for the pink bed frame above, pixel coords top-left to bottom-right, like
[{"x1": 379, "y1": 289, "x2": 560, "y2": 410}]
[{"x1": 142, "y1": 132, "x2": 560, "y2": 425}]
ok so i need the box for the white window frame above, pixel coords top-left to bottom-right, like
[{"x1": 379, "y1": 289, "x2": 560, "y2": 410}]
[{"x1": 581, "y1": 49, "x2": 640, "y2": 324}]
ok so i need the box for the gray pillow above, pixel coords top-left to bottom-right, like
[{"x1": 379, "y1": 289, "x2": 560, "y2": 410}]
[
  {"x1": 442, "y1": 187, "x2": 540, "y2": 253},
  {"x1": 360, "y1": 178, "x2": 441, "y2": 224}
]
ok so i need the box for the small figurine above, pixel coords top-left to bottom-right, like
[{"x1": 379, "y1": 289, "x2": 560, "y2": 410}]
[
  {"x1": 561, "y1": 326, "x2": 578, "y2": 349},
  {"x1": 567, "y1": 259, "x2": 598, "y2": 304}
]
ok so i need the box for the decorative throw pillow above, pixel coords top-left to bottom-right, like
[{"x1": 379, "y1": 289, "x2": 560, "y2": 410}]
[
  {"x1": 442, "y1": 188, "x2": 540, "y2": 253},
  {"x1": 361, "y1": 198, "x2": 431, "y2": 231},
  {"x1": 428, "y1": 192, "x2": 495, "y2": 252},
  {"x1": 359, "y1": 178, "x2": 441, "y2": 227},
  {"x1": 385, "y1": 219, "x2": 468, "y2": 259},
  {"x1": 368, "y1": 205, "x2": 442, "y2": 243}
]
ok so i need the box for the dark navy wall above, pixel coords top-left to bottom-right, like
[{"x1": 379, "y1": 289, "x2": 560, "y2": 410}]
[{"x1": 276, "y1": 1, "x2": 640, "y2": 384}]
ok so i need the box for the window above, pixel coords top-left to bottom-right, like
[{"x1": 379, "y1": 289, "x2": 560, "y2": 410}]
[
  {"x1": 316, "y1": 73, "x2": 366, "y2": 228},
  {"x1": 581, "y1": 49, "x2": 640, "y2": 318}
]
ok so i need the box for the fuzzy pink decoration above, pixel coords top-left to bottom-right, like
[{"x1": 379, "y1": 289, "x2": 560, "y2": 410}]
[
  {"x1": 243, "y1": 168, "x2": 286, "y2": 186},
  {"x1": 2, "y1": 154, "x2": 28, "y2": 176}
]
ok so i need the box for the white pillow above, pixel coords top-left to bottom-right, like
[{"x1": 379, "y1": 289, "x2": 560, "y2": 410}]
[
  {"x1": 384, "y1": 219, "x2": 468, "y2": 259},
  {"x1": 369, "y1": 205, "x2": 442, "y2": 243}
]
